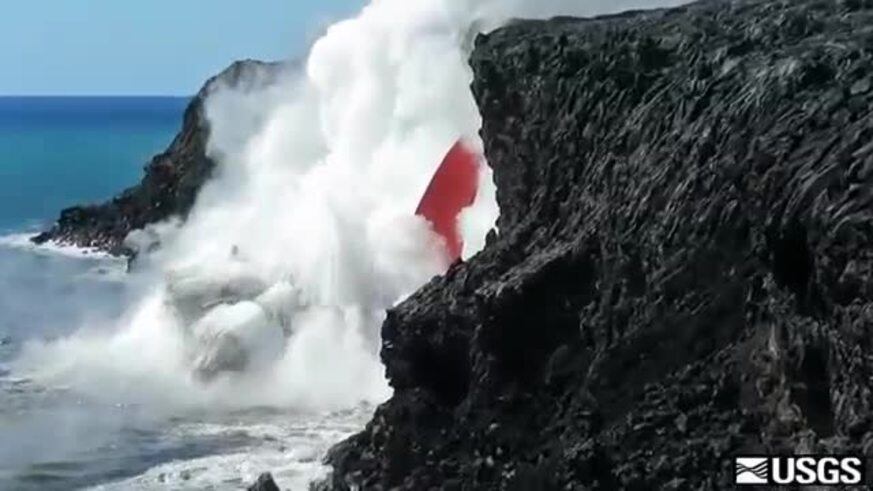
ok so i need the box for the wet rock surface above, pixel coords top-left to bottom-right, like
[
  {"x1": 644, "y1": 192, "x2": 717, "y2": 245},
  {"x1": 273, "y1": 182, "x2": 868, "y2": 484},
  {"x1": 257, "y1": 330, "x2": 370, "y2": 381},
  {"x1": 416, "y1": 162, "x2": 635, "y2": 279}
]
[
  {"x1": 322, "y1": 0, "x2": 873, "y2": 489},
  {"x1": 31, "y1": 60, "x2": 284, "y2": 256},
  {"x1": 249, "y1": 472, "x2": 281, "y2": 491}
]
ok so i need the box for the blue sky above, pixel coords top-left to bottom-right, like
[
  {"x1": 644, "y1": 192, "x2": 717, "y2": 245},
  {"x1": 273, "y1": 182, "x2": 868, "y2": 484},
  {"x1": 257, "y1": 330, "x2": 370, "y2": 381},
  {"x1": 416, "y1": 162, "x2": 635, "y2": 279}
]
[{"x1": 1, "y1": 0, "x2": 363, "y2": 95}]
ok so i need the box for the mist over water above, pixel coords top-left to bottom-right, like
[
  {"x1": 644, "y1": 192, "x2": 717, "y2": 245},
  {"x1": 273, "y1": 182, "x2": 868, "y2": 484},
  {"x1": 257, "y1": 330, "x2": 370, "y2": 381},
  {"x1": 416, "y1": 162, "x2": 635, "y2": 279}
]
[{"x1": 3, "y1": 0, "x2": 686, "y2": 488}]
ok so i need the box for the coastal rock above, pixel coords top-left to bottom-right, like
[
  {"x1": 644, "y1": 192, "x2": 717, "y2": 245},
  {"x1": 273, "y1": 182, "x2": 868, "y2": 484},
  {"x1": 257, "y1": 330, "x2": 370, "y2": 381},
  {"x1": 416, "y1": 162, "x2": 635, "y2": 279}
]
[
  {"x1": 248, "y1": 472, "x2": 281, "y2": 491},
  {"x1": 31, "y1": 59, "x2": 285, "y2": 256},
  {"x1": 322, "y1": 0, "x2": 873, "y2": 488}
]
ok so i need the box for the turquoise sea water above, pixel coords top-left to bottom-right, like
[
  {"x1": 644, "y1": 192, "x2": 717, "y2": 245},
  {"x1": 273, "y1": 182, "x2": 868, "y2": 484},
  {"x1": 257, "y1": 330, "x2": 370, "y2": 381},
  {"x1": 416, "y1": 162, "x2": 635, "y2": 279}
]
[
  {"x1": 0, "y1": 97, "x2": 368, "y2": 490},
  {"x1": 0, "y1": 97, "x2": 188, "y2": 233},
  {"x1": 0, "y1": 97, "x2": 196, "y2": 489}
]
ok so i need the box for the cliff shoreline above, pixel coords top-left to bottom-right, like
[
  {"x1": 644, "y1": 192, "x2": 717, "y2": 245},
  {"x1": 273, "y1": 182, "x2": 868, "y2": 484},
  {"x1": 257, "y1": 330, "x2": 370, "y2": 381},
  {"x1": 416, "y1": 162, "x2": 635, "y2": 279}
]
[
  {"x1": 31, "y1": 60, "x2": 283, "y2": 256},
  {"x1": 321, "y1": 0, "x2": 873, "y2": 488}
]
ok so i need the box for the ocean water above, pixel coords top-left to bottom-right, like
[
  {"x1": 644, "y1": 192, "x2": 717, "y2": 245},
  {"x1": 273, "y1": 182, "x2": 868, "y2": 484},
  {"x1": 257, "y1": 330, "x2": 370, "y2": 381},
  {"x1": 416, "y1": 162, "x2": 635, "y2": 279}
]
[
  {"x1": 0, "y1": 98, "x2": 370, "y2": 490},
  {"x1": 0, "y1": 97, "x2": 188, "y2": 233}
]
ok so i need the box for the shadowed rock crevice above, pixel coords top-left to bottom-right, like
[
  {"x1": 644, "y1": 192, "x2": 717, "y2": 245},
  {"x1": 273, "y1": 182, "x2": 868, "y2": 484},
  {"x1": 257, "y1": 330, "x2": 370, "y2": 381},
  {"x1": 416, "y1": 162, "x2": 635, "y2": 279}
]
[
  {"x1": 319, "y1": 0, "x2": 873, "y2": 489},
  {"x1": 478, "y1": 251, "x2": 596, "y2": 387},
  {"x1": 771, "y1": 221, "x2": 814, "y2": 300},
  {"x1": 793, "y1": 344, "x2": 835, "y2": 438}
]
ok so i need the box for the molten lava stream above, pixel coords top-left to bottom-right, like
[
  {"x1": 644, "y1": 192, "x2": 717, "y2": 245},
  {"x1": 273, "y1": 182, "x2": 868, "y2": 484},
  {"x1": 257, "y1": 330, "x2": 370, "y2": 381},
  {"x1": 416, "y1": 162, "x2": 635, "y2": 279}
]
[{"x1": 415, "y1": 140, "x2": 480, "y2": 262}]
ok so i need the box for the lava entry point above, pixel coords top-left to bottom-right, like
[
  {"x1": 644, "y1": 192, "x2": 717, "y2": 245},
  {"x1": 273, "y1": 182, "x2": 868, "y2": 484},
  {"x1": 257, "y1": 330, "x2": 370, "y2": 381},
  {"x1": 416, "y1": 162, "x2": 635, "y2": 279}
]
[{"x1": 415, "y1": 140, "x2": 480, "y2": 262}]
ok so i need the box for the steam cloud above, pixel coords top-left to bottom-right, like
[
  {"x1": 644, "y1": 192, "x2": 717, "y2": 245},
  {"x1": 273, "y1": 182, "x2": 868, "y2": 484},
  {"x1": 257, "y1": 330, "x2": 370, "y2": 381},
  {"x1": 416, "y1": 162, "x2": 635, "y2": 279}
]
[{"x1": 15, "y1": 0, "x2": 686, "y2": 412}]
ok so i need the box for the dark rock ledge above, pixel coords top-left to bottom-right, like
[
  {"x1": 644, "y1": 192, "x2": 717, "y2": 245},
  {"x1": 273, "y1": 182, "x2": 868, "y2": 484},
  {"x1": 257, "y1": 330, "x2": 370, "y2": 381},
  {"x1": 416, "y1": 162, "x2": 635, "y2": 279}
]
[
  {"x1": 316, "y1": 0, "x2": 873, "y2": 489},
  {"x1": 31, "y1": 59, "x2": 284, "y2": 256}
]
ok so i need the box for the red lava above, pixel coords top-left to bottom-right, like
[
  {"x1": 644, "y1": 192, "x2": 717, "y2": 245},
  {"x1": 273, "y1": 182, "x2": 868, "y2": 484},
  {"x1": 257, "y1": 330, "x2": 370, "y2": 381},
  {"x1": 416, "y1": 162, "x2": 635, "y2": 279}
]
[{"x1": 415, "y1": 140, "x2": 480, "y2": 262}]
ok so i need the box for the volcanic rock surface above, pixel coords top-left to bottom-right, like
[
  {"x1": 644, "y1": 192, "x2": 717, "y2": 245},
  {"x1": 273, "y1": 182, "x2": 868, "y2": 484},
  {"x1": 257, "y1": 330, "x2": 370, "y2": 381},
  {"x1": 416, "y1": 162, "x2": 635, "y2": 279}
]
[
  {"x1": 321, "y1": 0, "x2": 873, "y2": 489},
  {"x1": 31, "y1": 59, "x2": 284, "y2": 256}
]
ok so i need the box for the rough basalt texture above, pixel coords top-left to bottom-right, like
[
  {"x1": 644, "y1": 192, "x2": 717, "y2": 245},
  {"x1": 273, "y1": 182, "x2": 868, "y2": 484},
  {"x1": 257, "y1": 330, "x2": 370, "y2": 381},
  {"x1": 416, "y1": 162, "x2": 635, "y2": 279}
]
[
  {"x1": 322, "y1": 0, "x2": 873, "y2": 489},
  {"x1": 32, "y1": 59, "x2": 283, "y2": 256},
  {"x1": 249, "y1": 473, "x2": 281, "y2": 491}
]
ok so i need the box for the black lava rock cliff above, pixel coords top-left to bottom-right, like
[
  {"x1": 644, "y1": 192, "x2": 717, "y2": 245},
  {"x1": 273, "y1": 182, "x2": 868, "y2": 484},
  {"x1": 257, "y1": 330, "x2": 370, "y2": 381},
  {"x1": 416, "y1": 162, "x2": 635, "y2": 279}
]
[
  {"x1": 32, "y1": 59, "x2": 283, "y2": 256},
  {"x1": 322, "y1": 0, "x2": 873, "y2": 489}
]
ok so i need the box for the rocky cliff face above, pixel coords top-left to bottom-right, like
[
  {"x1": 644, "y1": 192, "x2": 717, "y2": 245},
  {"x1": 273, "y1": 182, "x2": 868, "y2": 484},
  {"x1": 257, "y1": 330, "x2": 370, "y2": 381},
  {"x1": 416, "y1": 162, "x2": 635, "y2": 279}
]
[
  {"x1": 322, "y1": 0, "x2": 873, "y2": 488},
  {"x1": 32, "y1": 60, "x2": 283, "y2": 256}
]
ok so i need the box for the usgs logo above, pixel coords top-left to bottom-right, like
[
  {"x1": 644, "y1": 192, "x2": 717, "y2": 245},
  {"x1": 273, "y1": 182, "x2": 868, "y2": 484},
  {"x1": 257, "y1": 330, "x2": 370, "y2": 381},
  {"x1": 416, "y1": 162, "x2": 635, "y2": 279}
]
[{"x1": 735, "y1": 456, "x2": 865, "y2": 486}]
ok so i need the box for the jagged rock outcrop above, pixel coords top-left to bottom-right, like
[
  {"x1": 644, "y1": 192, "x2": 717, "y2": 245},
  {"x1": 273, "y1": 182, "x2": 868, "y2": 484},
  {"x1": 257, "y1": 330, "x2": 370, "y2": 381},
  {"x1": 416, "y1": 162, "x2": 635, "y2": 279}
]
[
  {"x1": 322, "y1": 0, "x2": 873, "y2": 489},
  {"x1": 32, "y1": 59, "x2": 284, "y2": 256},
  {"x1": 249, "y1": 473, "x2": 281, "y2": 491}
]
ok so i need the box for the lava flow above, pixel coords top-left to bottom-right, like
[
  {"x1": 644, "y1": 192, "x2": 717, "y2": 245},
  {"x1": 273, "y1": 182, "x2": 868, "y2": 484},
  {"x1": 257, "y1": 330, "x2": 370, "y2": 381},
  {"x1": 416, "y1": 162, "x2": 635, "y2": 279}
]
[{"x1": 415, "y1": 140, "x2": 480, "y2": 262}]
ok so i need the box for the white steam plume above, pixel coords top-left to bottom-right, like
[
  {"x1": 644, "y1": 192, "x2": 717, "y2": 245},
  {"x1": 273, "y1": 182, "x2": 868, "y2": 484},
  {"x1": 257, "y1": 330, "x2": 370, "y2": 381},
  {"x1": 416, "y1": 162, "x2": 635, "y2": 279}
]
[{"x1": 16, "y1": 0, "x2": 686, "y2": 412}]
